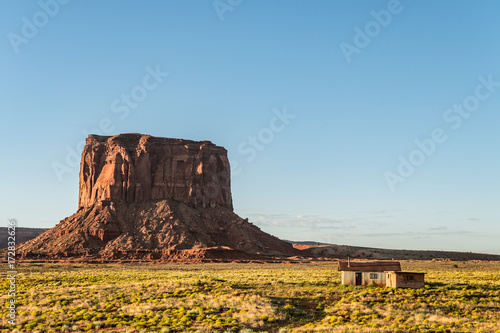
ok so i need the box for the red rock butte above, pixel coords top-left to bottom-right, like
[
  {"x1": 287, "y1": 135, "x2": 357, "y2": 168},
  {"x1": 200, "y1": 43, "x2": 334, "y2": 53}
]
[
  {"x1": 18, "y1": 133, "x2": 296, "y2": 262},
  {"x1": 79, "y1": 134, "x2": 233, "y2": 210}
]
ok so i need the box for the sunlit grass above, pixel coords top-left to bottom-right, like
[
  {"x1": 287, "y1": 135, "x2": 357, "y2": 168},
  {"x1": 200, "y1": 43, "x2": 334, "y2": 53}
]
[{"x1": 1, "y1": 261, "x2": 500, "y2": 332}]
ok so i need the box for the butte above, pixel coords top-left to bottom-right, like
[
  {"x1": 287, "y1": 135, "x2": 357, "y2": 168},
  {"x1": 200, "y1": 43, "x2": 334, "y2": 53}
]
[{"x1": 18, "y1": 133, "x2": 296, "y2": 262}]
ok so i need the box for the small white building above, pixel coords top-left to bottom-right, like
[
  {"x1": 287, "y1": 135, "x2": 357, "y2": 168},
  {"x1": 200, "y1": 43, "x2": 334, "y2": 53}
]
[{"x1": 338, "y1": 260, "x2": 402, "y2": 287}]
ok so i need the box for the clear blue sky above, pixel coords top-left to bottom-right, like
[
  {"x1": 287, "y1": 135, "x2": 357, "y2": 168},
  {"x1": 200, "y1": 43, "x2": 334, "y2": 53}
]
[{"x1": 1, "y1": 1, "x2": 499, "y2": 254}]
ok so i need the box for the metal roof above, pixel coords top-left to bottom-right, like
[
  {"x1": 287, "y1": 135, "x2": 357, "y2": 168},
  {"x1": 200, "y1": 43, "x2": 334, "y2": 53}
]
[{"x1": 338, "y1": 261, "x2": 401, "y2": 272}]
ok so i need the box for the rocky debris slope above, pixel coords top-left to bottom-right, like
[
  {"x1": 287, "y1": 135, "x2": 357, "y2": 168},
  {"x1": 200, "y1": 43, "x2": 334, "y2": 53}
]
[
  {"x1": 19, "y1": 199, "x2": 294, "y2": 259},
  {"x1": 17, "y1": 134, "x2": 296, "y2": 261}
]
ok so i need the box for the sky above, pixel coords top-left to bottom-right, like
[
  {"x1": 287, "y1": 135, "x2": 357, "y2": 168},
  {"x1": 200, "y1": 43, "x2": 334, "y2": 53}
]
[{"x1": 1, "y1": 0, "x2": 499, "y2": 254}]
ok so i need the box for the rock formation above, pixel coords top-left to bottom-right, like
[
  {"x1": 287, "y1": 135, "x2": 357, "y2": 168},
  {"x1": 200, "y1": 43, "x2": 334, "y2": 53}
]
[
  {"x1": 79, "y1": 134, "x2": 233, "y2": 210},
  {"x1": 18, "y1": 133, "x2": 296, "y2": 261}
]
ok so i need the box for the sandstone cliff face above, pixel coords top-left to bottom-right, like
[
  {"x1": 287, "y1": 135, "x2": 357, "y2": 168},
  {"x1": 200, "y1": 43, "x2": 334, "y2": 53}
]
[{"x1": 78, "y1": 134, "x2": 232, "y2": 210}]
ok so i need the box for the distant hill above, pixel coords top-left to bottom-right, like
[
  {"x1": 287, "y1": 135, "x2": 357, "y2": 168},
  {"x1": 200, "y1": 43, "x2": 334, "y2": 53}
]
[
  {"x1": 3, "y1": 229, "x2": 499, "y2": 262},
  {"x1": 0, "y1": 227, "x2": 48, "y2": 249},
  {"x1": 288, "y1": 241, "x2": 500, "y2": 261},
  {"x1": 284, "y1": 240, "x2": 333, "y2": 246}
]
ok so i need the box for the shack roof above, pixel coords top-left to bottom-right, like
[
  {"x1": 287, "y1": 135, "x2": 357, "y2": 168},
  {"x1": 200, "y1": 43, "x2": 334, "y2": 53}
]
[{"x1": 338, "y1": 261, "x2": 401, "y2": 272}]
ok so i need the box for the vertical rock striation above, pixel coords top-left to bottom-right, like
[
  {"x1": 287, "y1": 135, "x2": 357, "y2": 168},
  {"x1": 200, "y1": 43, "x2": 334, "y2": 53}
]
[{"x1": 78, "y1": 134, "x2": 233, "y2": 210}]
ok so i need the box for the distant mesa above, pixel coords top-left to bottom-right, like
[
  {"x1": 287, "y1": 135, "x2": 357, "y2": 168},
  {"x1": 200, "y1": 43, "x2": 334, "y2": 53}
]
[
  {"x1": 0, "y1": 228, "x2": 48, "y2": 249},
  {"x1": 17, "y1": 133, "x2": 296, "y2": 262}
]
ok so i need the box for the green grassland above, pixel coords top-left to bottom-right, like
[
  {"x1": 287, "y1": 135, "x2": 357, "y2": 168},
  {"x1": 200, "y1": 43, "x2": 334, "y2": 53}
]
[{"x1": 1, "y1": 261, "x2": 500, "y2": 332}]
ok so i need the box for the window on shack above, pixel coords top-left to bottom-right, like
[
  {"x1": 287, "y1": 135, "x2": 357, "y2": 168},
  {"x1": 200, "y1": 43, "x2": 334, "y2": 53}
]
[
  {"x1": 406, "y1": 275, "x2": 415, "y2": 281},
  {"x1": 369, "y1": 273, "x2": 378, "y2": 279}
]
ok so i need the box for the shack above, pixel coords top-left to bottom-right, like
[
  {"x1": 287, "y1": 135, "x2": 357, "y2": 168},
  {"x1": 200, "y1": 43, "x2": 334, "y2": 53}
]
[
  {"x1": 386, "y1": 271, "x2": 425, "y2": 289},
  {"x1": 338, "y1": 260, "x2": 401, "y2": 287},
  {"x1": 338, "y1": 260, "x2": 425, "y2": 288}
]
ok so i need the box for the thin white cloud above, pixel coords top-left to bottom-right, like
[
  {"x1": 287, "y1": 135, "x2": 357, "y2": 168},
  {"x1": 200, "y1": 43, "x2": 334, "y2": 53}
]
[
  {"x1": 247, "y1": 213, "x2": 362, "y2": 229},
  {"x1": 241, "y1": 210, "x2": 409, "y2": 231},
  {"x1": 429, "y1": 226, "x2": 447, "y2": 231},
  {"x1": 328, "y1": 230, "x2": 470, "y2": 238}
]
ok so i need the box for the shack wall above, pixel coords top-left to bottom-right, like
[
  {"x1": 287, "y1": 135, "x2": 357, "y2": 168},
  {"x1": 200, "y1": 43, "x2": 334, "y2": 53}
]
[
  {"x1": 386, "y1": 272, "x2": 425, "y2": 289},
  {"x1": 341, "y1": 271, "x2": 355, "y2": 285},
  {"x1": 361, "y1": 271, "x2": 386, "y2": 286},
  {"x1": 341, "y1": 271, "x2": 386, "y2": 286}
]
